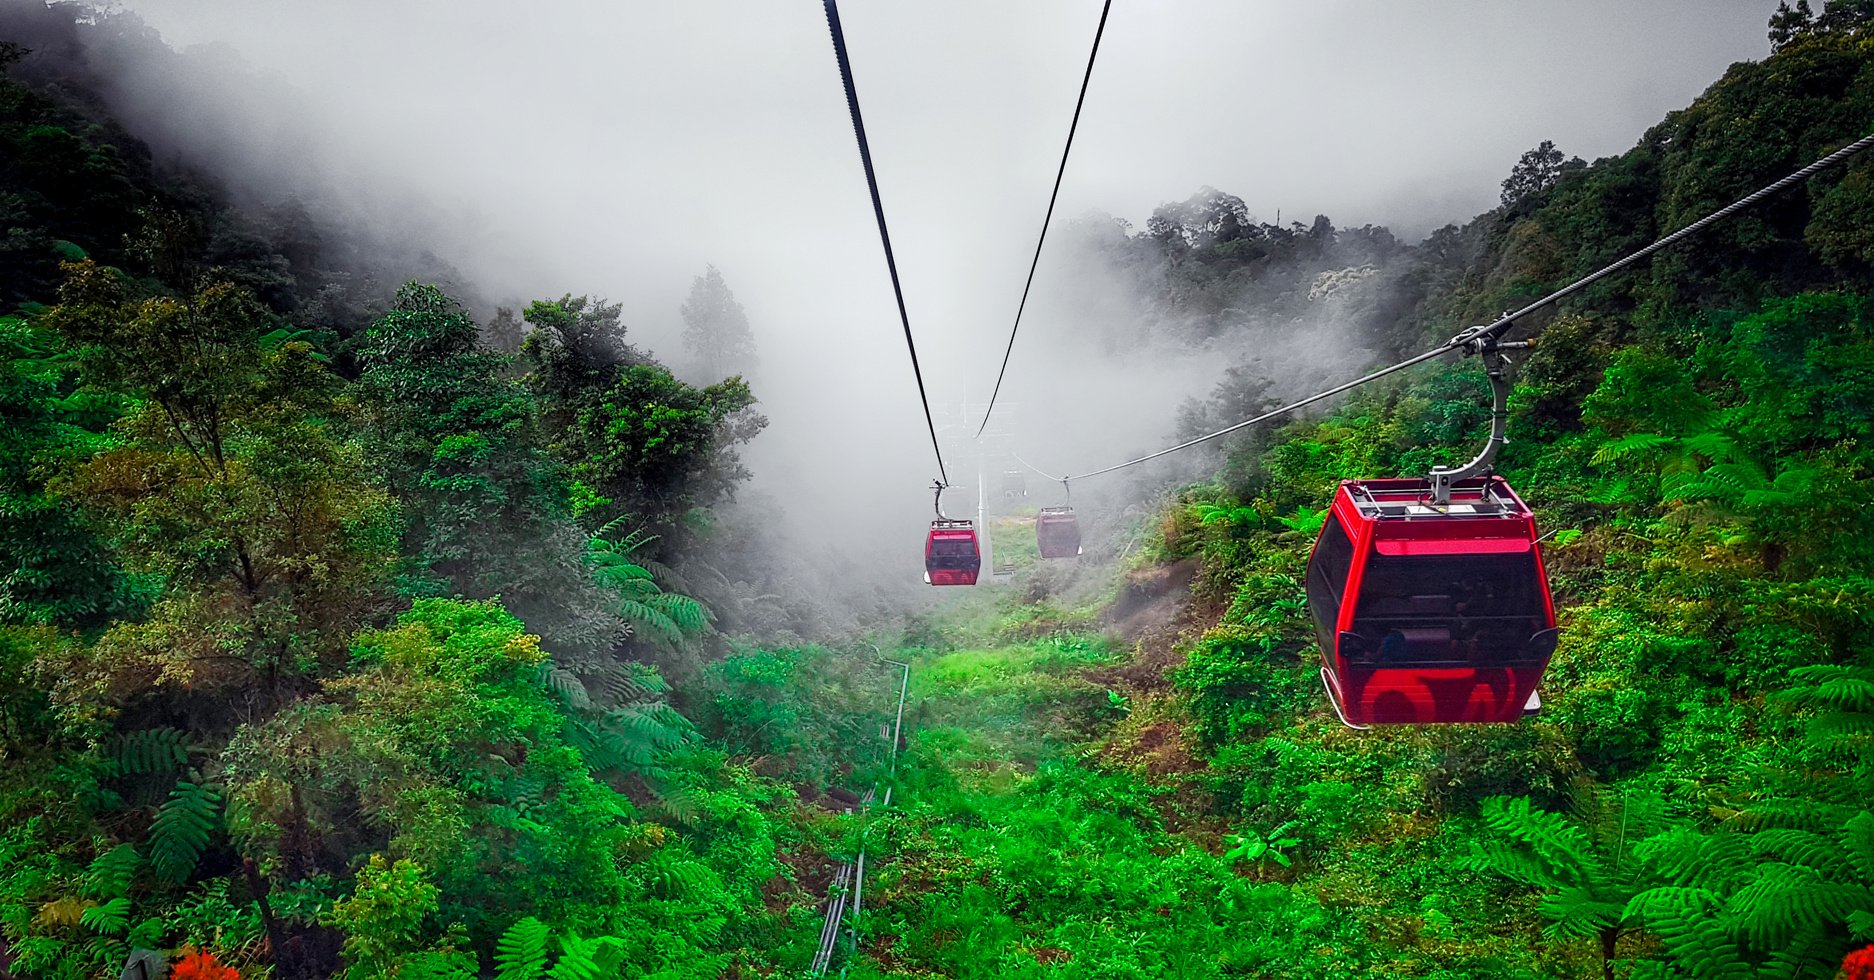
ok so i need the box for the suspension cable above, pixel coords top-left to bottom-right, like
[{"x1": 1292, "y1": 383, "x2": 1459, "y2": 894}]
[
  {"x1": 974, "y1": 0, "x2": 1114, "y2": 439},
  {"x1": 1459, "y1": 128, "x2": 1874, "y2": 348},
  {"x1": 1011, "y1": 451, "x2": 1064, "y2": 484},
  {"x1": 1033, "y1": 128, "x2": 1874, "y2": 484},
  {"x1": 823, "y1": 0, "x2": 949, "y2": 486},
  {"x1": 1058, "y1": 345, "x2": 1455, "y2": 481}
]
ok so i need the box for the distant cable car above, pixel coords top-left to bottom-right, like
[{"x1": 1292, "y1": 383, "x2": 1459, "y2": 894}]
[
  {"x1": 924, "y1": 482, "x2": 980, "y2": 586},
  {"x1": 1003, "y1": 470, "x2": 1027, "y2": 499},
  {"x1": 1305, "y1": 340, "x2": 1557, "y2": 727},
  {"x1": 1036, "y1": 506, "x2": 1081, "y2": 559}
]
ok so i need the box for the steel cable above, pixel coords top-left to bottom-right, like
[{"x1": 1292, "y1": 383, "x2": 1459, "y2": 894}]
[
  {"x1": 975, "y1": 0, "x2": 1114, "y2": 438},
  {"x1": 823, "y1": 0, "x2": 950, "y2": 486},
  {"x1": 1027, "y1": 128, "x2": 1874, "y2": 484}
]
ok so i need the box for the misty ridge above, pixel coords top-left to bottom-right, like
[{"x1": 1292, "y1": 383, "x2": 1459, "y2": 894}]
[
  {"x1": 17, "y1": 1, "x2": 1874, "y2": 977},
  {"x1": 0, "y1": 1, "x2": 1732, "y2": 635}
]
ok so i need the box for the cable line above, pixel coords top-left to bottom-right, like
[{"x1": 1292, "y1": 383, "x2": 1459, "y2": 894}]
[
  {"x1": 975, "y1": 0, "x2": 1114, "y2": 439},
  {"x1": 1455, "y1": 128, "x2": 1874, "y2": 349},
  {"x1": 1010, "y1": 451, "x2": 1065, "y2": 484},
  {"x1": 1034, "y1": 128, "x2": 1874, "y2": 484},
  {"x1": 823, "y1": 0, "x2": 949, "y2": 486}
]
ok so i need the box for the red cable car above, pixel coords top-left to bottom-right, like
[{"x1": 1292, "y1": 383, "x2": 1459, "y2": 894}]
[
  {"x1": 1036, "y1": 506, "x2": 1081, "y2": 559},
  {"x1": 1305, "y1": 342, "x2": 1556, "y2": 727},
  {"x1": 923, "y1": 482, "x2": 980, "y2": 586},
  {"x1": 1307, "y1": 477, "x2": 1558, "y2": 726},
  {"x1": 925, "y1": 520, "x2": 981, "y2": 586}
]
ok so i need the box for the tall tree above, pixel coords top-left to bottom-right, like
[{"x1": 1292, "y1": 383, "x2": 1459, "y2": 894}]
[
  {"x1": 356, "y1": 282, "x2": 632, "y2": 666},
  {"x1": 39, "y1": 261, "x2": 394, "y2": 709},
  {"x1": 679, "y1": 265, "x2": 757, "y2": 382},
  {"x1": 522, "y1": 293, "x2": 766, "y2": 537}
]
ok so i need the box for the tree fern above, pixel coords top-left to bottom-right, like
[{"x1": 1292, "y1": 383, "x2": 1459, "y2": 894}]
[
  {"x1": 1758, "y1": 920, "x2": 1847, "y2": 980},
  {"x1": 82, "y1": 843, "x2": 139, "y2": 900},
  {"x1": 147, "y1": 777, "x2": 220, "y2": 883},
  {"x1": 104, "y1": 727, "x2": 193, "y2": 777},
  {"x1": 585, "y1": 524, "x2": 711, "y2": 647},
  {"x1": 495, "y1": 916, "x2": 552, "y2": 980},
  {"x1": 1728, "y1": 863, "x2": 1872, "y2": 951},
  {"x1": 78, "y1": 896, "x2": 130, "y2": 935},
  {"x1": 547, "y1": 933, "x2": 624, "y2": 980}
]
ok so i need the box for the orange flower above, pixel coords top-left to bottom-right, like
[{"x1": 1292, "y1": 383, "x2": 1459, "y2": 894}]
[{"x1": 171, "y1": 948, "x2": 240, "y2": 980}]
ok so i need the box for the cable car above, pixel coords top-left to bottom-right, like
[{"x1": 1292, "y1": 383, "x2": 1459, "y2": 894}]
[
  {"x1": 1003, "y1": 470, "x2": 1027, "y2": 499},
  {"x1": 1306, "y1": 476, "x2": 1557, "y2": 727},
  {"x1": 1306, "y1": 339, "x2": 1557, "y2": 727},
  {"x1": 925, "y1": 520, "x2": 981, "y2": 586},
  {"x1": 923, "y1": 481, "x2": 980, "y2": 586},
  {"x1": 1036, "y1": 506, "x2": 1081, "y2": 559}
]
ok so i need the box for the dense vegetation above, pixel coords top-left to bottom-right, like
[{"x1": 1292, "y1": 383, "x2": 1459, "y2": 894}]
[{"x1": 3, "y1": 4, "x2": 1874, "y2": 980}]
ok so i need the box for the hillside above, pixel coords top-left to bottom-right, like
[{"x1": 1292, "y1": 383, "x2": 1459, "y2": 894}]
[{"x1": 2, "y1": 5, "x2": 1874, "y2": 980}]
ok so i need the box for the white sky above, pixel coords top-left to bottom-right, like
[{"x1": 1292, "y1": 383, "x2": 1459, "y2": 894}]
[{"x1": 110, "y1": 0, "x2": 1780, "y2": 583}]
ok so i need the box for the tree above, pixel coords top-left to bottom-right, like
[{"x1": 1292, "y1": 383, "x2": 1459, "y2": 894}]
[
  {"x1": 39, "y1": 261, "x2": 394, "y2": 705},
  {"x1": 679, "y1": 265, "x2": 757, "y2": 382},
  {"x1": 1500, "y1": 140, "x2": 1568, "y2": 211},
  {"x1": 221, "y1": 599, "x2": 640, "y2": 934},
  {"x1": 1770, "y1": 0, "x2": 1817, "y2": 49},
  {"x1": 1469, "y1": 792, "x2": 1672, "y2": 980},
  {"x1": 521, "y1": 294, "x2": 766, "y2": 535},
  {"x1": 0, "y1": 314, "x2": 140, "y2": 628},
  {"x1": 356, "y1": 283, "x2": 566, "y2": 597}
]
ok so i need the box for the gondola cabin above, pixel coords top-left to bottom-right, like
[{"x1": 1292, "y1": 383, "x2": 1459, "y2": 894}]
[
  {"x1": 1306, "y1": 476, "x2": 1558, "y2": 727},
  {"x1": 925, "y1": 520, "x2": 981, "y2": 586},
  {"x1": 1036, "y1": 507, "x2": 1081, "y2": 559},
  {"x1": 1003, "y1": 470, "x2": 1027, "y2": 499}
]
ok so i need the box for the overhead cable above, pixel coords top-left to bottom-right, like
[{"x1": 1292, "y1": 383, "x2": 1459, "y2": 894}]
[
  {"x1": 974, "y1": 0, "x2": 1115, "y2": 439},
  {"x1": 823, "y1": 0, "x2": 950, "y2": 486},
  {"x1": 1035, "y1": 127, "x2": 1874, "y2": 484},
  {"x1": 1011, "y1": 451, "x2": 1065, "y2": 484}
]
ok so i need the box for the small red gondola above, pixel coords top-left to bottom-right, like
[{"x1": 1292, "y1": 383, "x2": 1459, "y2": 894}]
[
  {"x1": 925, "y1": 520, "x2": 981, "y2": 586},
  {"x1": 1306, "y1": 476, "x2": 1558, "y2": 727},
  {"x1": 1036, "y1": 506, "x2": 1081, "y2": 559}
]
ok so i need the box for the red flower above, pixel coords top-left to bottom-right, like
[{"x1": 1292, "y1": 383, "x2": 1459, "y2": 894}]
[
  {"x1": 1841, "y1": 945, "x2": 1874, "y2": 980},
  {"x1": 172, "y1": 949, "x2": 240, "y2": 980}
]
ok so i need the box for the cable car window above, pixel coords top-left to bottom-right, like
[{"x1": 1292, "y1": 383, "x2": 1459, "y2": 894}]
[
  {"x1": 1306, "y1": 518, "x2": 1355, "y2": 649},
  {"x1": 1351, "y1": 553, "x2": 1546, "y2": 664},
  {"x1": 928, "y1": 538, "x2": 979, "y2": 567}
]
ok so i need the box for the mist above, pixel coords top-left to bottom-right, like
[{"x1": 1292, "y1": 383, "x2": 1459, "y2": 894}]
[{"x1": 63, "y1": 0, "x2": 1778, "y2": 616}]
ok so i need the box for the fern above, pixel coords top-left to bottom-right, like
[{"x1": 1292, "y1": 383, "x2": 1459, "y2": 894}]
[
  {"x1": 105, "y1": 727, "x2": 193, "y2": 777},
  {"x1": 82, "y1": 843, "x2": 139, "y2": 900},
  {"x1": 147, "y1": 777, "x2": 220, "y2": 883},
  {"x1": 1757, "y1": 920, "x2": 1846, "y2": 980},
  {"x1": 539, "y1": 664, "x2": 593, "y2": 712},
  {"x1": 78, "y1": 896, "x2": 130, "y2": 935},
  {"x1": 32, "y1": 896, "x2": 91, "y2": 929},
  {"x1": 1480, "y1": 795, "x2": 1607, "y2": 889},
  {"x1": 1591, "y1": 432, "x2": 1675, "y2": 465},
  {"x1": 547, "y1": 933, "x2": 625, "y2": 980},
  {"x1": 495, "y1": 916, "x2": 552, "y2": 980},
  {"x1": 1728, "y1": 863, "x2": 1871, "y2": 950}
]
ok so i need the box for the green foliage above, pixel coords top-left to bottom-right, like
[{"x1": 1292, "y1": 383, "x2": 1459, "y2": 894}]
[
  {"x1": 586, "y1": 524, "x2": 710, "y2": 648},
  {"x1": 147, "y1": 776, "x2": 221, "y2": 884},
  {"x1": 494, "y1": 915, "x2": 552, "y2": 980},
  {"x1": 324, "y1": 854, "x2": 445, "y2": 979},
  {"x1": 493, "y1": 915, "x2": 626, "y2": 980},
  {"x1": 1224, "y1": 820, "x2": 1303, "y2": 870},
  {"x1": 82, "y1": 844, "x2": 138, "y2": 900}
]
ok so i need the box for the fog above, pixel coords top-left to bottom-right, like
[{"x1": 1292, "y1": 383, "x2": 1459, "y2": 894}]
[{"x1": 83, "y1": 0, "x2": 1777, "y2": 611}]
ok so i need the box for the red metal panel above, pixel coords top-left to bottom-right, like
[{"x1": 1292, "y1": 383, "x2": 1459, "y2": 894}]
[{"x1": 1374, "y1": 537, "x2": 1532, "y2": 556}]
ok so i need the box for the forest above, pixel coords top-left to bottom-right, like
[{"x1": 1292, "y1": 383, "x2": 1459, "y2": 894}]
[{"x1": 3, "y1": 2, "x2": 1874, "y2": 979}]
